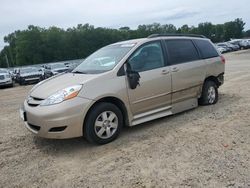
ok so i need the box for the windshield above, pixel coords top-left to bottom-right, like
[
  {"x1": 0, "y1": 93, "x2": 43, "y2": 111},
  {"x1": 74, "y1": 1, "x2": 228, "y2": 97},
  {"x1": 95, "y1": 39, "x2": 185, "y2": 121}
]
[
  {"x1": 20, "y1": 67, "x2": 38, "y2": 74},
  {"x1": 73, "y1": 43, "x2": 135, "y2": 74},
  {"x1": 0, "y1": 69, "x2": 8, "y2": 74}
]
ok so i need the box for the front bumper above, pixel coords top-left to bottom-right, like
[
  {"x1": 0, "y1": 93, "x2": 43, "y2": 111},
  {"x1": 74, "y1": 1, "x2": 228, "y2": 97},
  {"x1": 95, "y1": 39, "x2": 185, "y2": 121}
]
[
  {"x1": 0, "y1": 79, "x2": 13, "y2": 86},
  {"x1": 21, "y1": 76, "x2": 40, "y2": 82},
  {"x1": 20, "y1": 97, "x2": 93, "y2": 139}
]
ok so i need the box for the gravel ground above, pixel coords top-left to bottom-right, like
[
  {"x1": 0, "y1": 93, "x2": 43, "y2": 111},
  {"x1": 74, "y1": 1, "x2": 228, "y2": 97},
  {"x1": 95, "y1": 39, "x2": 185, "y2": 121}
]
[{"x1": 0, "y1": 50, "x2": 250, "y2": 188}]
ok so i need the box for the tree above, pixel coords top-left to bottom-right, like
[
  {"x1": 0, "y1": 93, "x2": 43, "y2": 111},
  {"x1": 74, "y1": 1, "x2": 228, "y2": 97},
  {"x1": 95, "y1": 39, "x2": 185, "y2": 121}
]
[
  {"x1": 224, "y1": 18, "x2": 245, "y2": 40},
  {"x1": 244, "y1": 30, "x2": 250, "y2": 38},
  {"x1": 0, "y1": 18, "x2": 247, "y2": 68}
]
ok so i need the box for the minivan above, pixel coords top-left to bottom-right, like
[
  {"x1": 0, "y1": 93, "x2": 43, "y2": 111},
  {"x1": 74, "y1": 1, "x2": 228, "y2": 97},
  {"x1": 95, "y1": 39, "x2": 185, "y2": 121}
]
[{"x1": 20, "y1": 34, "x2": 225, "y2": 144}]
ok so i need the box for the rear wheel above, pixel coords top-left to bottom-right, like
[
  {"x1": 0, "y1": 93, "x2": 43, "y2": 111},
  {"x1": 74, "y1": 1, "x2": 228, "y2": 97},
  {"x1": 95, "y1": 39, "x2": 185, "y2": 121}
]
[
  {"x1": 84, "y1": 102, "x2": 123, "y2": 144},
  {"x1": 199, "y1": 81, "x2": 218, "y2": 105}
]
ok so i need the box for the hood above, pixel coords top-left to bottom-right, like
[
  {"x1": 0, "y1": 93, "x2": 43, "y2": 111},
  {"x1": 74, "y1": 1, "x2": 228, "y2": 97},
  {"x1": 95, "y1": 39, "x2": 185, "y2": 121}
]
[
  {"x1": 51, "y1": 67, "x2": 68, "y2": 73},
  {"x1": 52, "y1": 67, "x2": 68, "y2": 71},
  {"x1": 30, "y1": 73, "x2": 98, "y2": 99},
  {"x1": 21, "y1": 71, "x2": 42, "y2": 77}
]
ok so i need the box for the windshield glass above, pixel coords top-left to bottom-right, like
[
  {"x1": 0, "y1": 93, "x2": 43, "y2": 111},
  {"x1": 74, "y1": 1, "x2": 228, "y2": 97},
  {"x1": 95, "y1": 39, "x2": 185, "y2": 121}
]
[
  {"x1": 73, "y1": 43, "x2": 135, "y2": 74},
  {"x1": 0, "y1": 69, "x2": 8, "y2": 74},
  {"x1": 20, "y1": 67, "x2": 38, "y2": 74}
]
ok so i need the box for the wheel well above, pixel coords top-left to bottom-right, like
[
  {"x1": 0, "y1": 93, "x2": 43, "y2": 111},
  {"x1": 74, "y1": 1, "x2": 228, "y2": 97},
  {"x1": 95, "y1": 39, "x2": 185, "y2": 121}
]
[
  {"x1": 84, "y1": 97, "x2": 129, "y2": 128},
  {"x1": 204, "y1": 76, "x2": 220, "y2": 87}
]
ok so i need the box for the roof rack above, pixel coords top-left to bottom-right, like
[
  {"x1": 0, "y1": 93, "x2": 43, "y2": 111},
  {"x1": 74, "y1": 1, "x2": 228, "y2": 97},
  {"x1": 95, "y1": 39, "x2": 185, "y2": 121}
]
[{"x1": 147, "y1": 33, "x2": 207, "y2": 39}]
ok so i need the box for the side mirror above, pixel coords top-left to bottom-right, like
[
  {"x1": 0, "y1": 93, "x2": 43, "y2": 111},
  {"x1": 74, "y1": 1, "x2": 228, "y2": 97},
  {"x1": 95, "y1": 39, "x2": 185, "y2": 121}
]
[{"x1": 125, "y1": 63, "x2": 140, "y2": 89}]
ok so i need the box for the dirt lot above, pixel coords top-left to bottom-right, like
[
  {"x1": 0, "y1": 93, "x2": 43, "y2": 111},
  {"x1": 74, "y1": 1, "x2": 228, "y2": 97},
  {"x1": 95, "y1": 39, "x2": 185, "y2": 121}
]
[{"x1": 0, "y1": 50, "x2": 250, "y2": 188}]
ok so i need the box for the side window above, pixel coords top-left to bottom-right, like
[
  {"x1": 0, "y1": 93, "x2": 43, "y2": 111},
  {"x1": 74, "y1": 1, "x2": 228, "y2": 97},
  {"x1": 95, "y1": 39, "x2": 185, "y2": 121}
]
[
  {"x1": 165, "y1": 39, "x2": 200, "y2": 65},
  {"x1": 127, "y1": 42, "x2": 165, "y2": 72},
  {"x1": 194, "y1": 39, "x2": 219, "y2": 59}
]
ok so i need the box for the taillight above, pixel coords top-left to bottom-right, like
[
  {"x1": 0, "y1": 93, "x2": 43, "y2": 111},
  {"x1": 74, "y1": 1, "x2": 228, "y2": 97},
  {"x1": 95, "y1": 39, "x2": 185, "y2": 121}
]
[{"x1": 220, "y1": 55, "x2": 225, "y2": 64}]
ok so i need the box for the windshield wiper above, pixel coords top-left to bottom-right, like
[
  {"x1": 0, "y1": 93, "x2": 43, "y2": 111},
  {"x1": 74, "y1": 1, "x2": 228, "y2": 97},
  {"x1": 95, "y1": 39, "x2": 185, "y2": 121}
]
[{"x1": 72, "y1": 70, "x2": 87, "y2": 74}]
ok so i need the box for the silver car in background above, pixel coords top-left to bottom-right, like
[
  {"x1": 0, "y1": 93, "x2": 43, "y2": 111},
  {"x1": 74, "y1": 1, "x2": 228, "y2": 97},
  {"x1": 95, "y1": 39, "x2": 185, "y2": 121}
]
[{"x1": 0, "y1": 69, "x2": 14, "y2": 87}]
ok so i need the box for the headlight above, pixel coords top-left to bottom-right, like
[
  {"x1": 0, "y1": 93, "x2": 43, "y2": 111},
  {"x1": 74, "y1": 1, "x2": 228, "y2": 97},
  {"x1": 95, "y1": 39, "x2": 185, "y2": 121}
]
[{"x1": 40, "y1": 85, "x2": 82, "y2": 106}]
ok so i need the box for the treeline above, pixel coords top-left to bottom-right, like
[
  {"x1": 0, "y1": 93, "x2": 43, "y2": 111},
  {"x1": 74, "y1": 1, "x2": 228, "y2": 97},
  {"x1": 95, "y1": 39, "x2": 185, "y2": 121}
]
[{"x1": 0, "y1": 18, "x2": 249, "y2": 68}]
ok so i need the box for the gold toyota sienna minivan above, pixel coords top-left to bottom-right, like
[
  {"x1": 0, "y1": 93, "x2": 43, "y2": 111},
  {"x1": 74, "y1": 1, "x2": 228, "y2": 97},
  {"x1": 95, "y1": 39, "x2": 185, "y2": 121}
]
[{"x1": 20, "y1": 34, "x2": 225, "y2": 144}]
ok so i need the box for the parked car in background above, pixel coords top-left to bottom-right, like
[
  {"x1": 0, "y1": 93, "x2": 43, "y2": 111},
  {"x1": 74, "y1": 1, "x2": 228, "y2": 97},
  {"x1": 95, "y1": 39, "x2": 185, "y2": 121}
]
[
  {"x1": 225, "y1": 42, "x2": 240, "y2": 51},
  {"x1": 7, "y1": 68, "x2": 15, "y2": 79},
  {"x1": 31, "y1": 65, "x2": 46, "y2": 80},
  {"x1": 44, "y1": 63, "x2": 69, "y2": 78},
  {"x1": 229, "y1": 39, "x2": 249, "y2": 49},
  {"x1": 216, "y1": 46, "x2": 227, "y2": 54},
  {"x1": 16, "y1": 67, "x2": 44, "y2": 85},
  {"x1": 20, "y1": 34, "x2": 225, "y2": 144},
  {"x1": 65, "y1": 62, "x2": 82, "y2": 72},
  {"x1": 0, "y1": 68, "x2": 14, "y2": 87},
  {"x1": 13, "y1": 68, "x2": 20, "y2": 82},
  {"x1": 216, "y1": 43, "x2": 232, "y2": 52},
  {"x1": 246, "y1": 39, "x2": 250, "y2": 47}
]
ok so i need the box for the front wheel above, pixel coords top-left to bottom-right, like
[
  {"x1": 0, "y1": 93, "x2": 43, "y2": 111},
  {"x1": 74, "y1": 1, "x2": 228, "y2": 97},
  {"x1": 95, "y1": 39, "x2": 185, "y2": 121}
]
[
  {"x1": 84, "y1": 102, "x2": 123, "y2": 144},
  {"x1": 199, "y1": 81, "x2": 218, "y2": 105},
  {"x1": 20, "y1": 79, "x2": 25, "y2": 85}
]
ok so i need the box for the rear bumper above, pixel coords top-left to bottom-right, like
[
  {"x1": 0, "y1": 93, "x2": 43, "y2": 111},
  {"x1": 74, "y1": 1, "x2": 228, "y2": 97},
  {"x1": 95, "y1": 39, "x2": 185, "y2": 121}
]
[
  {"x1": 217, "y1": 73, "x2": 224, "y2": 86},
  {"x1": 20, "y1": 97, "x2": 93, "y2": 139}
]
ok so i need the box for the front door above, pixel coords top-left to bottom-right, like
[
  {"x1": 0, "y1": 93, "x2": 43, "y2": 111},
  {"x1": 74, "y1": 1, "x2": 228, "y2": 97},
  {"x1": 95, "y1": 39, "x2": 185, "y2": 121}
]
[{"x1": 126, "y1": 41, "x2": 172, "y2": 115}]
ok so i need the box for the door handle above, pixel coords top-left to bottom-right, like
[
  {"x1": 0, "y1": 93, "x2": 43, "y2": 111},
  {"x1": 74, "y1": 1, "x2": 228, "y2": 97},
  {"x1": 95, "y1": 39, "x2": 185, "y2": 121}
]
[
  {"x1": 172, "y1": 67, "x2": 179, "y2": 72},
  {"x1": 161, "y1": 70, "x2": 169, "y2": 75}
]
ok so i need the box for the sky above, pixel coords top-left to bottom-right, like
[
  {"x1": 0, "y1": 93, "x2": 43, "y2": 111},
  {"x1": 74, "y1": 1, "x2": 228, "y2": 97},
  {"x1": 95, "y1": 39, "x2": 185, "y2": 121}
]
[{"x1": 0, "y1": 0, "x2": 249, "y2": 49}]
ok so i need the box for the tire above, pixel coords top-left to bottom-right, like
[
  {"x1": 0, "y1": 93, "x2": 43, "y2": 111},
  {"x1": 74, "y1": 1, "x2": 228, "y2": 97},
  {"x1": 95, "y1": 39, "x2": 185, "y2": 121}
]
[
  {"x1": 39, "y1": 76, "x2": 43, "y2": 82},
  {"x1": 84, "y1": 102, "x2": 123, "y2": 145},
  {"x1": 20, "y1": 80, "x2": 25, "y2": 85},
  {"x1": 9, "y1": 82, "x2": 14, "y2": 87},
  {"x1": 199, "y1": 80, "x2": 218, "y2": 105}
]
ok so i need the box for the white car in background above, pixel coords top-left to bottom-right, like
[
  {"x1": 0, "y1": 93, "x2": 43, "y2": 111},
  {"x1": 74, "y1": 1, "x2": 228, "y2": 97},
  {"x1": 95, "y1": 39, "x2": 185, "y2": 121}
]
[
  {"x1": 0, "y1": 69, "x2": 14, "y2": 87},
  {"x1": 230, "y1": 39, "x2": 249, "y2": 49},
  {"x1": 215, "y1": 45, "x2": 227, "y2": 54}
]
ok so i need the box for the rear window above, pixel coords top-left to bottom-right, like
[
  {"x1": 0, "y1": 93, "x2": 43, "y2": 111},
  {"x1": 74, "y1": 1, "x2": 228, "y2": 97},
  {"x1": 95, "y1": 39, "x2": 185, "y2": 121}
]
[
  {"x1": 165, "y1": 39, "x2": 200, "y2": 65},
  {"x1": 194, "y1": 39, "x2": 219, "y2": 59}
]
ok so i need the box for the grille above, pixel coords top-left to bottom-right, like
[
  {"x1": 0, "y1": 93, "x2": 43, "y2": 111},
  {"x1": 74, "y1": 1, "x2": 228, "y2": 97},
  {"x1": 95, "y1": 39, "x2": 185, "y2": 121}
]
[
  {"x1": 57, "y1": 69, "x2": 67, "y2": 73},
  {"x1": 0, "y1": 75, "x2": 4, "y2": 80},
  {"x1": 27, "y1": 96, "x2": 44, "y2": 107},
  {"x1": 32, "y1": 97, "x2": 43, "y2": 101},
  {"x1": 49, "y1": 126, "x2": 67, "y2": 132},
  {"x1": 28, "y1": 123, "x2": 40, "y2": 131},
  {"x1": 23, "y1": 74, "x2": 40, "y2": 79}
]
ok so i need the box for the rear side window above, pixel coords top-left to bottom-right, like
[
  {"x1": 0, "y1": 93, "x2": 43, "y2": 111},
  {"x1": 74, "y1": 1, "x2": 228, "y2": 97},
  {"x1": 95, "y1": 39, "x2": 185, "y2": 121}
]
[
  {"x1": 165, "y1": 39, "x2": 200, "y2": 65},
  {"x1": 194, "y1": 39, "x2": 219, "y2": 59}
]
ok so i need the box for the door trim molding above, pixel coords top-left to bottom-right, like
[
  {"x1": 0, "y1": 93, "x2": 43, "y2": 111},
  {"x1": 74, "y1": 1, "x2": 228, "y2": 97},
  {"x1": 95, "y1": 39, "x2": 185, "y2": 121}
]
[
  {"x1": 132, "y1": 91, "x2": 171, "y2": 104},
  {"x1": 172, "y1": 83, "x2": 203, "y2": 94}
]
